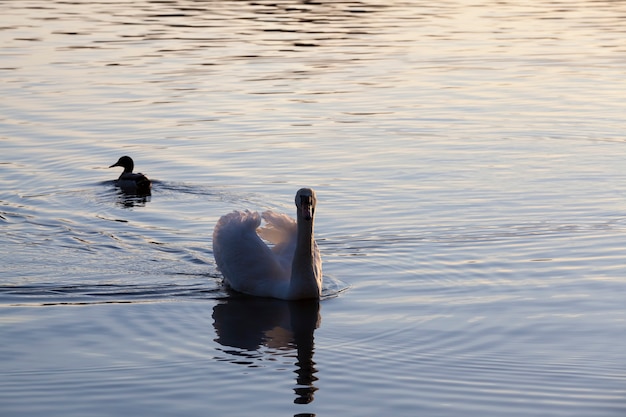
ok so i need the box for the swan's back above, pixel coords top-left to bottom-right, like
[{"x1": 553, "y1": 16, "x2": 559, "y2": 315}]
[{"x1": 213, "y1": 210, "x2": 291, "y2": 298}]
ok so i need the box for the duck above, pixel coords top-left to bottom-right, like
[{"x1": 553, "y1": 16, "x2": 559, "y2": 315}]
[
  {"x1": 109, "y1": 155, "x2": 151, "y2": 195},
  {"x1": 213, "y1": 188, "x2": 322, "y2": 300}
]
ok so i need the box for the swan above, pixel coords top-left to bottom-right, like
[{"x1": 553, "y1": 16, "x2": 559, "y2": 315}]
[
  {"x1": 109, "y1": 155, "x2": 151, "y2": 195},
  {"x1": 213, "y1": 188, "x2": 322, "y2": 300}
]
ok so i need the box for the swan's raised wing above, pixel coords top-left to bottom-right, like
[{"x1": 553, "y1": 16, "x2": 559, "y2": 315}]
[
  {"x1": 257, "y1": 211, "x2": 296, "y2": 245},
  {"x1": 258, "y1": 211, "x2": 298, "y2": 269},
  {"x1": 213, "y1": 210, "x2": 287, "y2": 296}
]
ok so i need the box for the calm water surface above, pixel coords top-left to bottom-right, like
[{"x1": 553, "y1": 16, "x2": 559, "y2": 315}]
[{"x1": 1, "y1": 1, "x2": 625, "y2": 416}]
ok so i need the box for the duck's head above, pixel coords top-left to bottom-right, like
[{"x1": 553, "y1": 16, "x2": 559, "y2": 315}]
[
  {"x1": 109, "y1": 156, "x2": 134, "y2": 173},
  {"x1": 295, "y1": 188, "x2": 317, "y2": 222}
]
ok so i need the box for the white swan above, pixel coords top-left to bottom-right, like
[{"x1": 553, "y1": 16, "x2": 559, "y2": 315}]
[{"x1": 213, "y1": 188, "x2": 322, "y2": 300}]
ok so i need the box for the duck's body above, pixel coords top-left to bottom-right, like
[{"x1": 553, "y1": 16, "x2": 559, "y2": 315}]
[
  {"x1": 213, "y1": 188, "x2": 322, "y2": 300},
  {"x1": 109, "y1": 156, "x2": 151, "y2": 195}
]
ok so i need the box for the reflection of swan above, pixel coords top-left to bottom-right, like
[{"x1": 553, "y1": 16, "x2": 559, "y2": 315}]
[
  {"x1": 212, "y1": 297, "x2": 320, "y2": 404},
  {"x1": 109, "y1": 155, "x2": 151, "y2": 195},
  {"x1": 213, "y1": 188, "x2": 322, "y2": 300}
]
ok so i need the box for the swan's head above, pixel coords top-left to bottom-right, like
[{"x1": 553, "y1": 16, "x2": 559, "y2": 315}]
[
  {"x1": 109, "y1": 155, "x2": 135, "y2": 173},
  {"x1": 295, "y1": 188, "x2": 317, "y2": 222}
]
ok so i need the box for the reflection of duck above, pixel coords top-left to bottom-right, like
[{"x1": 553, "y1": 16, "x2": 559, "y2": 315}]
[
  {"x1": 109, "y1": 156, "x2": 151, "y2": 195},
  {"x1": 212, "y1": 297, "x2": 320, "y2": 404},
  {"x1": 213, "y1": 188, "x2": 322, "y2": 300},
  {"x1": 114, "y1": 193, "x2": 150, "y2": 209}
]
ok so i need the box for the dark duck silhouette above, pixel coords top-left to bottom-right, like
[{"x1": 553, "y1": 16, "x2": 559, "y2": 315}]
[{"x1": 109, "y1": 156, "x2": 151, "y2": 195}]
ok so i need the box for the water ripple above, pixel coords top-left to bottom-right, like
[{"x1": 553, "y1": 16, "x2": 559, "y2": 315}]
[{"x1": 0, "y1": 282, "x2": 222, "y2": 306}]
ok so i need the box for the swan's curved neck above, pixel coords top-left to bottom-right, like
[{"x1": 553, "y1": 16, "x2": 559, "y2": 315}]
[
  {"x1": 289, "y1": 216, "x2": 319, "y2": 298},
  {"x1": 296, "y1": 217, "x2": 314, "y2": 255}
]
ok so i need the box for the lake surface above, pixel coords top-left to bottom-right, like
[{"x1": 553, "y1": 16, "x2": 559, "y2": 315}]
[{"x1": 1, "y1": 1, "x2": 625, "y2": 415}]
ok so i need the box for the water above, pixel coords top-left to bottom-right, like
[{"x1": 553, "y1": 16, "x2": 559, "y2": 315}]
[{"x1": 1, "y1": 0, "x2": 625, "y2": 415}]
